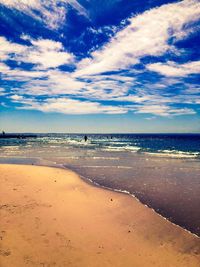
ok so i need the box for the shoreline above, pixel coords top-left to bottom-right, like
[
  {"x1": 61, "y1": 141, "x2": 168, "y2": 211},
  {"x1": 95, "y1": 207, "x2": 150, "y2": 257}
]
[
  {"x1": 0, "y1": 161, "x2": 199, "y2": 239},
  {"x1": 0, "y1": 164, "x2": 199, "y2": 266},
  {"x1": 79, "y1": 173, "x2": 200, "y2": 239}
]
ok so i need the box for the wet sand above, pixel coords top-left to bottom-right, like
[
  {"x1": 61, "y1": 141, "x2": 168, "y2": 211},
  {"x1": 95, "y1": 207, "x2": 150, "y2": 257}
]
[
  {"x1": 63, "y1": 152, "x2": 200, "y2": 236},
  {"x1": 0, "y1": 164, "x2": 199, "y2": 267}
]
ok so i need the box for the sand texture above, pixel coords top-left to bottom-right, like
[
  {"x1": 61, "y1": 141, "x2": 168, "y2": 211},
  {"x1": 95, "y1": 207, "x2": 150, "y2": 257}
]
[{"x1": 0, "y1": 164, "x2": 199, "y2": 267}]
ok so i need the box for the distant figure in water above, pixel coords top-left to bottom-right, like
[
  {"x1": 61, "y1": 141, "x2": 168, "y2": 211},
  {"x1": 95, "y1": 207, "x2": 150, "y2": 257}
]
[
  {"x1": 84, "y1": 135, "x2": 88, "y2": 142},
  {"x1": 2, "y1": 131, "x2": 5, "y2": 135}
]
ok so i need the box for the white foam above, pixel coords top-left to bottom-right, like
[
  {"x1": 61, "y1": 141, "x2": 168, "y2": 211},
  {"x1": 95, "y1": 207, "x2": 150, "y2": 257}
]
[
  {"x1": 144, "y1": 150, "x2": 199, "y2": 159},
  {"x1": 102, "y1": 145, "x2": 140, "y2": 152}
]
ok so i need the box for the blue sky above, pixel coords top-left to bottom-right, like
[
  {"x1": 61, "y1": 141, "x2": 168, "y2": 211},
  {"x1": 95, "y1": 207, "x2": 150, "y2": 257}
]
[{"x1": 0, "y1": 0, "x2": 200, "y2": 133}]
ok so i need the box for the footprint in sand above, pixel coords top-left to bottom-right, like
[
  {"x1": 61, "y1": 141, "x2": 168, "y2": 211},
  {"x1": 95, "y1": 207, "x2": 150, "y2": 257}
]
[
  {"x1": 0, "y1": 230, "x2": 6, "y2": 240},
  {"x1": 0, "y1": 249, "x2": 11, "y2": 256},
  {"x1": 56, "y1": 232, "x2": 72, "y2": 248}
]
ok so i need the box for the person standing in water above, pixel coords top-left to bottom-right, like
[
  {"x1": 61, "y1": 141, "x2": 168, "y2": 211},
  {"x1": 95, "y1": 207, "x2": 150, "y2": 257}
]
[{"x1": 84, "y1": 135, "x2": 88, "y2": 142}]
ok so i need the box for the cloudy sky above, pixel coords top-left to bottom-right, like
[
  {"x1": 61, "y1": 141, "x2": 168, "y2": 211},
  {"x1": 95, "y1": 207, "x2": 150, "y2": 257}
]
[{"x1": 0, "y1": 0, "x2": 200, "y2": 133}]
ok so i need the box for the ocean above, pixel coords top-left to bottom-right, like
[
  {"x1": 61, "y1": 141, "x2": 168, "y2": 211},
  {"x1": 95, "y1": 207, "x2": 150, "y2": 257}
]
[{"x1": 0, "y1": 133, "x2": 200, "y2": 236}]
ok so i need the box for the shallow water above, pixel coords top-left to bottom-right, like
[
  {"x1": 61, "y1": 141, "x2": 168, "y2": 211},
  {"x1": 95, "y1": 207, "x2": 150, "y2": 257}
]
[{"x1": 0, "y1": 133, "x2": 200, "y2": 236}]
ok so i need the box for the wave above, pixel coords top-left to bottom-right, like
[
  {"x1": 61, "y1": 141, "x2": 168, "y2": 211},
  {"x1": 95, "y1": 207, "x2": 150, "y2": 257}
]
[
  {"x1": 1, "y1": 135, "x2": 200, "y2": 160},
  {"x1": 144, "y1": 150, "x2": 200, "y2": 159},
  {"x1": 81, "y1": 165, "x2": 133, "y2": 169},
  {"x1": 102, "y1": 145, "x2": 140, "y2": 152}
]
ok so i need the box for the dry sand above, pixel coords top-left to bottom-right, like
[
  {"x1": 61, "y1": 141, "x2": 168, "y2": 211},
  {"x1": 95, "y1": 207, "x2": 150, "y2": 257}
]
[{"x1": 0, "y1": 164, "x2": 199, "y2": 267}]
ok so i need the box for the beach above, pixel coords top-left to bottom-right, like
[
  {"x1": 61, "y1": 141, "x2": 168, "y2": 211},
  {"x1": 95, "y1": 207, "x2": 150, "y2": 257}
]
[
  {"x1": 1, "y1": 134, "x2": 200, "y2": 236},
  {"x1": 0, "y1": 164, "x2": 199, "y2": 267}
]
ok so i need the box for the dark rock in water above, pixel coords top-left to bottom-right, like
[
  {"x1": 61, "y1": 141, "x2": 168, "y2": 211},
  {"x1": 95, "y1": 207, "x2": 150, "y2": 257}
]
[{"x1": 0, "y1": 134, "x2": 37, "y2": 139}]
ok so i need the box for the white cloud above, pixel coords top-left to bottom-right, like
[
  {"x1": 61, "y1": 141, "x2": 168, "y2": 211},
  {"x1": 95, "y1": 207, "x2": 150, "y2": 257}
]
[
  {"x1": 1, "y1": 60, "x2": 133, "y2": 98},
  {"x1": 0, "y1": 36, "x2": 74, "y2": 69},
  {"x1": 13, "y1": 97, "x2": 128, "y2": 114},
  {"x1": 0, "y1": 0, "x2": 40, "y2": 8},
  {"x1": 0, "y1": 62, "x2": 10, "y2": 72},
  {"x1": 0, "y1": 62, "x2": 46, "y2": 81},
  {"x1": 1, "y1": 1, "x2": 199, "y2": 117},
  {"x1": 0, "y1": 0, "x2": 88, "y2": 29},
  {"x1": 114, "y1": 94, "x2": 154, "y2": 103},
  {"x1": 134, "y1": 104, "x2": 196, "y2": 116},
  {"x1": 0, "y1": 87, "x2": 6, "y2": 96},
  {"x1": 21, "y1": 38, "x2": 74, "y2": 69},
  {"x1": 10, "y1": 94, "x2": 24, "y2": 100},
  {"x1": 147, "y1": 60, "x2": 200, "y2": 77},
  {"x1": 66, "y1": 0, "x2": 89, "y2": 18},
  {"x1": 183, "y1": 84, "x2": 200, "y2": 94},
  {"x1": 0, "y1": 36, "x2": 26, "y2": 61},
  {"x1": 2, "y1": 58, "x2": 199, "y2": 116},
  {"x1": 75, "y1": 0, "x2": 200, "y2": 76},
  {"x1": 21, "y1": 69, "x2": 84, "y2": 95},
  {"x1": 30, "y1": 39, "x2": 63, "y2": 51}
]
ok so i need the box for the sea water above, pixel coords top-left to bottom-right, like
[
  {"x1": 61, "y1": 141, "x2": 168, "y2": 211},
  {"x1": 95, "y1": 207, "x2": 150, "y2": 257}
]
[{"x1": 0, "y1": 133, "x2": 200, "y2": 236}]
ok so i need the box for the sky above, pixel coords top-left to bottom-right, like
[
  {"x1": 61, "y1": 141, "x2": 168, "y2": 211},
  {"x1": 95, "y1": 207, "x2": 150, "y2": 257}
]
[{"x1": 0, "y1": 0, "x2": 200, "y2": 133}]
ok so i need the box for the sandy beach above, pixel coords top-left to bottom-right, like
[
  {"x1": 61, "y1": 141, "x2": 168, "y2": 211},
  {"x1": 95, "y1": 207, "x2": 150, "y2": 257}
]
[{"x1": 0, "y1": 164, "x2": 199, "y2": 267}]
